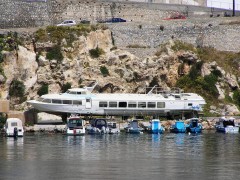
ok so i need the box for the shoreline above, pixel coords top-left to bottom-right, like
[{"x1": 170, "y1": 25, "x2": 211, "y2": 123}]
[{"x1": 22, "y1": 118, "x2": 240, "y2": 133}]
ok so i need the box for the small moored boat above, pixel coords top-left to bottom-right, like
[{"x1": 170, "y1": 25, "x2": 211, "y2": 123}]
[
  {"x1": 147, "y1": 119, "x2": 164, "y2": 134},
  {"x1": 4, "y1": 118, "x2": 24, "y2": 137},
  {"x1": 215, "y1": 117, "x2": 239, "y2": 133},
  {"x1": 86, "y1": 118, "x2": 109, "y2": 134},
  {"x1": 107, "y1": 122, "x2": 120, "y2": 134},
  {"x1": 66, "y1": 114, "x2": 85, "y2": 136},
  {"x1": 170, "y1": 121, "x2": 186, "y2": 133},
  {"x1": 186, "y1": 118, "x2": 202, "y2": 134},
  {"x1": 125, "y1": 119, "x2": 144, "y2": 134}
]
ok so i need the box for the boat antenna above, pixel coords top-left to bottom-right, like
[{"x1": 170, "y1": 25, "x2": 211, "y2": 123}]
[{"x1": 147, "y1": 85, "x2": 157, "y2": 95}]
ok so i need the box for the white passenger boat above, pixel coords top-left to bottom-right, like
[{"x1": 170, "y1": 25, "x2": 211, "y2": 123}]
[
  {"x1": 66, "y1": 114, "x2": 85, "y2": 136},
  {"x1": 27, "y1": 82, "x2": 206, "y2": 117},
  {"x1": 215, "y1": 117, "x2": 239, "y2": 134},
  {"x1": 4, "y1": 118, "x2": 24, "y2": 137}
]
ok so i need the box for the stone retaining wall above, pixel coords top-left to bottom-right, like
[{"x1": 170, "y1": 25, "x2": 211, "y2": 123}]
[{"x1": 0, "y1": 0, "x2": 237, "y2": 29}]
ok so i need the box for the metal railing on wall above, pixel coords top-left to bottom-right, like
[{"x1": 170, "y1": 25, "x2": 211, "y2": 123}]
[{"x1": 208, "y1": 0, "x2": 240, "y2": 10}]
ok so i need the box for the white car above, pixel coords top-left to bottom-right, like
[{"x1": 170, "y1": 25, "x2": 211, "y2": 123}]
[{"x1": 57, "y1": 20, "x2": 76, "y2": 27}]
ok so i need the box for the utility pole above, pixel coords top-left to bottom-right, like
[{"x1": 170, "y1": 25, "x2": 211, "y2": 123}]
[{"x1": 233, "y1": 0, "x2": 235, "y2": 16}]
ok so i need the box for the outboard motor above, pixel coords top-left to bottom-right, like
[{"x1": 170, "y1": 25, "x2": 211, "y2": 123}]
[{"x1": 13, "y1": 127, "x2": 18, "y2": 137}]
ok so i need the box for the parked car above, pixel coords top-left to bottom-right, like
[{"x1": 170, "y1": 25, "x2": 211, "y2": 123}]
[
  {"x1": 106, "y1": 18, "x2": 126, "y2": 23},
  {"x1": 57, "y1": 20, "x2": 76, "y2": 26},
  {"x1": 80, "y1": 20, "x2": 90, "y2": 24},
  {"x1": 98, "y1": 18, "x2": 126, "y2": 23}
]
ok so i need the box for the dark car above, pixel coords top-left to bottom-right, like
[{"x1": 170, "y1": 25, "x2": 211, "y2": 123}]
[{"x1": 106, "y1": 18, "x2": 126, "y2": 23}]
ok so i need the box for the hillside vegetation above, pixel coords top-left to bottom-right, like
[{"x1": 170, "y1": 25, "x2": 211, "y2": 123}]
[{"x1": 0, "y1": 25, "x2": 240, "y2": 117}]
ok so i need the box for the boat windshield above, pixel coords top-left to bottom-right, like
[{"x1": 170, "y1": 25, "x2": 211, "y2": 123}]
[{"x1": 68, "y1": 119, "x2": 83, "y2": 127}]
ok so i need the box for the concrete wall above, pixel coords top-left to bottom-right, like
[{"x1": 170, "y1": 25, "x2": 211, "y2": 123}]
[{"x1": 0, "y1": 0, "x2": 234, "y2": 29}]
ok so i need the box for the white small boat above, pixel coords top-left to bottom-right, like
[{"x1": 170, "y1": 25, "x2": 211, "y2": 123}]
[
  {"x1": 4, "y1": 118, "x2": 24, "y2": 137},
  {"x1": 215, "y1": 117, "x2": 239, "y2": 134},
  {"x1": 66, "y1": 114, "x2": 85, "y2": 136},
  {"x1": 107, "y1": 122, "x2": 120, "y2": 134}
]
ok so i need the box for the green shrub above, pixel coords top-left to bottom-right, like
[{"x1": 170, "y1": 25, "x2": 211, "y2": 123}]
[
  {"x1": 9, "y1": 80, "x2": 25, "y2": 97},
  {"x1": 100, "y1": 66, "x2": 109, "y2": 77},
  {"x1": 37, "y1": 84, "x2": 48, "y2": 96},
  {"x1": 160, "y1": 25, "x2": 164, "y2": 31},
  {"x1": 61, "y1": 82, "x2": 71, "y2": 93},
  {"x1": 35, "y1": 28, "x2": 48, "y2": 42},
  {"x1": 233, "y1": 90, "x2": 240, "y2": 107},
  {"x1": 0, "y1": 113, "x2": 7, "y2": 128},
  {"x1": 172, "y1": 40, "x2": 196, "y2": 52},
  {"x1": 89, "y1": 47, "x2": 104, "y2": 58},
  {"x1": 0, "y1": 51, "x2": 3, "y2": 63},
  {"x1": 46, "y1": 45, "x2": 63, "y2": 62}
]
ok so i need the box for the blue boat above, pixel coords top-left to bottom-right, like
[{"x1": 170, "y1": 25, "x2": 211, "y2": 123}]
[
  {"x1": 215, "y1": 117, "x2": 239, "y2": 134},
  {"x1": 125, "y1": 120, "x2": 143, "y2": 134},
  {"x1": 186, "y1": 118, "x2": 202, "y2": 133},
  {"x1": 147, "y1": 119, "x2": 164, "y2": 134},
  {"x1": 170, "y1": 121, "x2": 186, "y2": 133}
]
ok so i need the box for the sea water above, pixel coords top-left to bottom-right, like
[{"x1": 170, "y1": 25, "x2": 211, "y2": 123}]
[{"x1": 0, "y1": 131, "x2": 240, "y2": 180}]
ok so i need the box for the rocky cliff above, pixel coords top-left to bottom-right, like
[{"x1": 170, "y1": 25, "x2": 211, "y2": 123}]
[{"x1": 0, "y1": 24, "x2": 240, "y2": 116}]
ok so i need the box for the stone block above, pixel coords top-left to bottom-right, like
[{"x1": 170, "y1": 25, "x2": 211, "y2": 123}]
[{"x1": 0, "y1": 100, "x2": 9, "y2": 113}]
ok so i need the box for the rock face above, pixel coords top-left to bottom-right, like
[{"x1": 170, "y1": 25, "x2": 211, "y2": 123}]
[{"x1": 0, "y1": 28, "x2": 240, "y2": 116}]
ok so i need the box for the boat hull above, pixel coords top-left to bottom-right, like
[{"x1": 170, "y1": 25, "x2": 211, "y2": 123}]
[
  {"x1": 66, "y1": 129, "x2": 85, "y2": 136},
  {"x1": 216, "y1": 126, "x2": 239, "y2": 134},
  {"x1": 170, "y1": 128, "x2": 186, "y2": 133}
]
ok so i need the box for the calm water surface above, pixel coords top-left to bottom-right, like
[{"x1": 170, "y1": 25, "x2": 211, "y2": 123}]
[{"x1": 0, "y1": 132, "x2": 240, "y2": 180}]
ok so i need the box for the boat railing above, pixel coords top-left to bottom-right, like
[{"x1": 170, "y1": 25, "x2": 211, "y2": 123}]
[{"x1": 146, "y1": 86, "x2": 184, "y2": 95}]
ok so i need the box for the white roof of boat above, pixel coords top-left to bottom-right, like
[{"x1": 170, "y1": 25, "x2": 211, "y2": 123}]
[{"x1": 41, "y1": 91, "x2": 204, "y2": 101}]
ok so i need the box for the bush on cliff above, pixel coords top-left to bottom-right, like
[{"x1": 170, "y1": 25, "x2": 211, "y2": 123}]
[
  {"x1": 172, "y1": 40, "x2": 196, "y2": 52},
  {"x1": 61, "y1": 82, "x2": 71, "y2": 93},
  {"x1": 176, "y1": 61, "x2": 219, "y2": 102},
  {"x1": 35, "y1": 24, "x2": 108, "y2": 44},
  {"x1": 0, "y1": 51, "x2": 3, "y2": 63},
  {"x1": 100, "y1": 66, "x2": 109, "y2": 77},
  {"x1": 9, "y1": 79, "x2": 25, "y2": 97},
  {"x1": 37, "y1": 84, "x2": 48, "y2": 96},
  {"x1": 233, "y1": 90, "x2": 240, "y2": 107},
  {"x1": 89, "y1": 47, "x2": 104, "y2": 58},
  {"x1": 0, "y1": 32, "x2": 20, "y2": 51},
  {"x1": 46, "y1": 45, "x2": 63, "y2": 62}
]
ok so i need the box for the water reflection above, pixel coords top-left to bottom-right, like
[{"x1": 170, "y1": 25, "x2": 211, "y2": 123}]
[{"x1": 0, "y1": 133, "x2": 240, "y2": 180}]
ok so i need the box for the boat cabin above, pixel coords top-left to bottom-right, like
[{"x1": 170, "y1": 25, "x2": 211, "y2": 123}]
[
  {"x1": 4, "y1": 118, "x2": 24, "y2": 137},
  {"x1": 217, "y1": 117, "x2": 236, "y2": 127}
]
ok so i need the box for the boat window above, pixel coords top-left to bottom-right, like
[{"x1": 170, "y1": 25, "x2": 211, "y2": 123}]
[
  {"x1": 52, "y1": 99, "x2": 62, "y2": 104},
  {"x1": 38, "y1": 97, "x2": 44, "y2": 102},
  {"x1": 73, "y1": 100, "x2": 82, "y2": 105},
  {"x1": 66, "y1": 90, "x2": 70, "y2": 93},
  {"x1": 188, "y1": 103, "x2": 193, "y2": 106},
  {"x1": 42, "y1": 99, "x2": 51, "y2": 103},
  {"x1": 62, "y1": 100, "x2": 72, "y2": 104},
  {"x1": 76, "y1": 92, "x2": 81, "y2": 94},
  {"x1": 99, "y1": 101, "x2": 108, "y2": 108},
  {"x1": 128, "y1": 102, "x2": 137, "y2": 108},
  {"x1": 138, "y1": 102, "x2": 146, "y2": 108},
  {"x1": 11, "y1": 122, "x2": 17, "y2": 127},
  {"x1": 109, "y1": 102, "x2": 117, "y2": 107},
  {"x1": 69, "y1": 119, "x2": 83, "y2": 126},
  {"x1": 157, "y1": 102, "x2": 165, "y2": 108},
  {"x1": 119, "y1": 102, "x2": 127, "y2": 108},
  {"x1": 69, "y1": 91, "x2": 76, "y2": 94},
  {"x1": 174, "y1": 95, "x2": 181, "y2": 99},
  {"x1": 147, "y1": 102, "x2": 156, "y2": 108}
]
